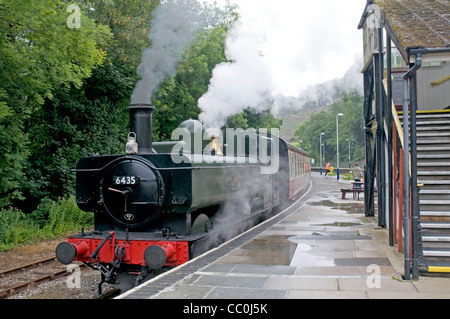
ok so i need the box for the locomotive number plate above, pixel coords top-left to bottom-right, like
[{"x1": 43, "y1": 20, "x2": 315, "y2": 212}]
[{"x1": 113, "y1": 176, "x2": 140, "y2": 185}]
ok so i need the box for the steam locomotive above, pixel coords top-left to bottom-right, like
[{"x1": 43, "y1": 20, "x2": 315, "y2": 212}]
[{"x1": 55, "y1": 104, "x2": 311, "y2": 293}]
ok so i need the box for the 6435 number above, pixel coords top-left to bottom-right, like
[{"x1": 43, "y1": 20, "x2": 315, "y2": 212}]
[{"x1": 113, "y1": 176, "x2": 139, "y2": 185}]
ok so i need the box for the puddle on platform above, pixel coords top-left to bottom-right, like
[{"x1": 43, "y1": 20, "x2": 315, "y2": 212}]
[
  {"x1": 289, "y1": 243, "x2": 335, "y2": 267},
  {"x1": 232, "y1": 235, "x2": 297, "y2": 266},
  {"x1": 313, "y1": 222, "x2": 362, "y2": 227},
  {"x1": 307, "y1": 200, "x2": 364, "y2": 214},
  {"x1": 289, "y1": 231, "x2": 370, "y2": 241}
]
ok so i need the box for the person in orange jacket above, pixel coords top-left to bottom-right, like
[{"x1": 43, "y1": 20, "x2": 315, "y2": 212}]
[{"x1": 325, "y1": 162, "x2": 331, "y2": 176}]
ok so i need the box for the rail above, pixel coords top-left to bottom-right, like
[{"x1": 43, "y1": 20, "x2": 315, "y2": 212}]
[
  {"x1": 0, "y1": 256, "x2": 56, "y2": 277},
  {"x1": 0, "y1": 256, "x2": 85, "y2": 299}
]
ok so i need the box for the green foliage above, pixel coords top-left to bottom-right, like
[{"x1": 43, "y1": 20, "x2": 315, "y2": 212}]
[
  {"x1": 0, "y1": 197, "x2": 93, "y2": 251},
  {"x1": 42, "y1": 197, "x2": 94, "y2": 237},
  {"x1": 87, "y1": 0, "x2": 160, "y2": 67},
  {"x1": 226, "y1": 108, "x2": 283, "y2": 130},
  {"x1": 0, "y1": 208, "x2": 39, "y2": 251},
  {"x1": 295, "y1": 91, "x2": 364, "y2": 165},
  {"x1": 0, "y1": 0, "x2": 111, "y2": 105},
  {"x1": 0, "y1": 0, "x2": 112, "y2": 208}
]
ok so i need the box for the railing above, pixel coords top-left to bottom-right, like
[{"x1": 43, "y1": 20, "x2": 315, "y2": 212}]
[
  {"x1": 391, "y1": 93, "x2": 406, "y2": 253},
  {"x1": 384, "y1": 79, "x2": 421, "y2": 262}
]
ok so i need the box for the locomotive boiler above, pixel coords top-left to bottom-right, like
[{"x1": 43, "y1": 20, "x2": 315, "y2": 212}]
[{"x1": 55, "y1": 103, "x2": 311, "y2": 293}]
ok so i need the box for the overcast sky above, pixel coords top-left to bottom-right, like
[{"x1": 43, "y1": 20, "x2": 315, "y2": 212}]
[{"x1": 207, "y1": 0, "x2": 367, "y2": 96}]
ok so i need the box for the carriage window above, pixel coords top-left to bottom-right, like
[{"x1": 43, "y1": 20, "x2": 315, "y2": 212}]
[{"x1": 289, "y1": 151, "x2": 311, "y2": 180}]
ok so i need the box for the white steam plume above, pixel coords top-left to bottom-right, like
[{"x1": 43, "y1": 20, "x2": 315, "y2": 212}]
[
  {"x1": 198, "y1": 20, "x2": 274, "y2": 128},
  {"x1": 198, "y1": 0, "x2": 365, "y2": 128}
]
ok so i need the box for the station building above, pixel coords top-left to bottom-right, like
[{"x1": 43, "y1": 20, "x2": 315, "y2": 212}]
[{"x1": 358, "y1": 0, "x2": 450, "y2": 279}]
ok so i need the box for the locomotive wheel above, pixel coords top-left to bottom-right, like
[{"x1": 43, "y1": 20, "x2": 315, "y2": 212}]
[{"x1": 191, "y1": 214, "x2": 211, "y2": 234}]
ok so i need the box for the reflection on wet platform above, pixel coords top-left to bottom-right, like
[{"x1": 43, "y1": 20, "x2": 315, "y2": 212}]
[
  {"x1": 307, "y1": 200, "x2": 365, "y2": 214},
  {"x1": 218, "y1": 235, "x2": 297, "y2": 266},
  {"x1": 217, "y1": 195, "x2": 380, "y2": 269}
]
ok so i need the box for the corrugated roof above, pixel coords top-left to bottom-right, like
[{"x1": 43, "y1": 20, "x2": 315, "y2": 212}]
[{"x1": 374, "y1": 0, "x2": 450, "y2": 50}]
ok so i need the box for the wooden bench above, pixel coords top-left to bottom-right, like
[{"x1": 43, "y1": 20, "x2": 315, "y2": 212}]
[{"x1": 340, "y1": 188, "x2": 364, "y2": 200}]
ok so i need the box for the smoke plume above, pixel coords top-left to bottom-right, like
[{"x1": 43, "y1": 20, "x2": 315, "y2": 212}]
[{"x1": 131, "y1": 0, "x2": 209, "y2": 105}]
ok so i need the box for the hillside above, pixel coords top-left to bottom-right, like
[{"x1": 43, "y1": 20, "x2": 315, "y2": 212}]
[
  {"x1": 277, "y1": 59, "x2": 363, "y2": 143},
  {"x1": 279, "y1": 104, "x2": 329, "y2": 143}
]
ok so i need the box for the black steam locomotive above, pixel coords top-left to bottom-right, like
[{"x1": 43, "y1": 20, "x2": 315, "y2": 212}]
[{"x1": 55, "y1": 104, "x2": 311, "y2": 292}]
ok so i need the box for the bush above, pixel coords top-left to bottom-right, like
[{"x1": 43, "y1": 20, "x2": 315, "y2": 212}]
[
  {"x1": 42, "y1": 197, "x2": 94, "y2": 237},
  {"x1": 0, "y1": 208, "x2": 39, "y2": 251},
  {"x1": 0, "y1": 197, "x2": 93, "y2": 251}
]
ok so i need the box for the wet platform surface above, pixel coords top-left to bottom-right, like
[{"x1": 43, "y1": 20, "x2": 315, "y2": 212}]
[{"x1": 120, "y1": 173, "x2": 450, "y2": 299}]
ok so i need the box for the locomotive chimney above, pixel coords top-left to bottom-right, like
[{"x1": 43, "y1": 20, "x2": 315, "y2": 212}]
[{"x1": 128, "y1": 104, "x2": 155, "y2": 154}]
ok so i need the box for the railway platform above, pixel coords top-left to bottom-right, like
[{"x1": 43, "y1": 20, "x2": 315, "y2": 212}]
[{"x1": 119, "y1": 172, "x2": 450, "y2": 300}]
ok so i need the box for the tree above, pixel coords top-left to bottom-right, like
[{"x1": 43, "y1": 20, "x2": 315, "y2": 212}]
[
  {"x1": 226, "y1": 108, "x2": 283, "y2": 131},
  {"x1": 18, "y1": 0, "x2": 166, "y2": 209},
  {"x1": 0, "y1": 0, "x2": 111, "y2": 209},
  {"x1": 294, "y1": 91, "x2": 364, "y2": 165}
]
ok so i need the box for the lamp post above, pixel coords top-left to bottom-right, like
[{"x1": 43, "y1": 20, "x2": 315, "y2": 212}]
[
  {"x1": 346, "y1": 138, "x2": 351, "y2": 168},
  {"x1": 322, "y1": 143, "x2": 325, "y2": 166},
  {"x1": 319, "y1": 133, "x2": 325, "y2": 175},
  {"x1": 323, "y1": 143, "x2": 325, "y2": 164},
  {"x1": 336, "y1": 113, "x2": 344, "y2": 180}
]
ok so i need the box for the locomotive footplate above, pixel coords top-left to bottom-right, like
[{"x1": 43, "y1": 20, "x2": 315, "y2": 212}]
[
  {"x1": 55, "y1": 230, "x2": 195, "y2": 293},
  {"x1": 56, "y1": 230, "x2": 192, "y2": 291}
]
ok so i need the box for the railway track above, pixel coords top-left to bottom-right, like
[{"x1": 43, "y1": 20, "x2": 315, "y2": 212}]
[{"x1": 0, "y1": 256, "x2": 85, "y2": 299}]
